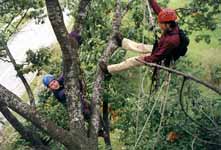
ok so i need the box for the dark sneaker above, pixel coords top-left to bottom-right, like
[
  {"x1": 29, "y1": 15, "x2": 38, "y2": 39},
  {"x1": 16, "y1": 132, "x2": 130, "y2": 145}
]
[
  {"x1": 99, "y1": 61, "x2": 112, "y2": 80},
  {"x1": 115, "y1": 32, "x2": 123, "y2": 46},
  {"x1": 98, "y1": 129, "x2": 104, "y2": 137},
  {"x1": 99, "y1": 61, "x2": 109, "y2": 74}
]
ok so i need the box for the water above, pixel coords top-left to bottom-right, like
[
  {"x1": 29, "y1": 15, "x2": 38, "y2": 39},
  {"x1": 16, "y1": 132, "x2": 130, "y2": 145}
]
[
  {"x1": 0, "y1": 9, "x2": 71, "y2": 130},
  {"x1": 0, "y1": 9, "x2": 71, "y2": 96}
]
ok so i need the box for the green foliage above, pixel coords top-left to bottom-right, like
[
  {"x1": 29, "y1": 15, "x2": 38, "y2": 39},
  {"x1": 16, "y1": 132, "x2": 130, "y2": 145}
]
[
  {"x1": 77, "y1": 1, "x2": 221, "y2": 149},
  {"x1": 111, "y1": 59, "x2": 221, "y2": 149},
  {"x1": 210, "y1": 64, "x2": 221, "y2": 86},
  {"x1": 177, "y1": 0, "x2": 221, "y2": 43},
  {"x1": 1, "y1": 0, "x2": 221, "y2": 149},
  {"x1": 21, "y1": 48, "x2": 52, "y2": 74},
  {"x1": 0, "y1": 0, "x2": 45, "y2": 35},
  {"x1": 37, "y1": 90, "x2": 69, "y2": 130}
]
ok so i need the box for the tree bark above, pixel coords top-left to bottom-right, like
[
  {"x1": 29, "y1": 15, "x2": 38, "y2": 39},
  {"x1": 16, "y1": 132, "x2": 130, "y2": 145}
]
[
  {"x1": 45, "y1": 0, "x2": 86, "y2": 134},
  {"x1": 0, "y1": 84, "x2": 85, "y2": 149},
  {"x1": 90, "y1": 0, "x2": 122, "y2": 148},
  {"x1": 0, "y1": 104, "x2": 50, "y2": 150},
  {"x1": 103, "y1": 99, "x2": 112, "y2": 148},
  {"x1": 1, "y1": 38, "x2": 35, "y2": 107},
  {"x1": 72, "y1": 0, "x2": 91, "y2": 33}
]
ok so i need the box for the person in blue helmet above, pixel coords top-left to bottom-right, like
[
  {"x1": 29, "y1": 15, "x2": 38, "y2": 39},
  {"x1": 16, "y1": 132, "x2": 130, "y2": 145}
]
[
  {"x1": 42, "y1": 32, "x2": 109, "y2": 138},
  {"x1": 42, "y1": 30, "x2": 82, "y2": 103},
  {"x1": 42, "y1": 74, "x2": 108, "y2": 138},
  {"x1": 42, "y1": 74, "x2": 91, "y2": 119},
  {"x1": 42, "y1": 74, "x2": 66, "y2": 104},
  {"x1": 42, "y1": 31, "x2": 91, "y2": 116}
]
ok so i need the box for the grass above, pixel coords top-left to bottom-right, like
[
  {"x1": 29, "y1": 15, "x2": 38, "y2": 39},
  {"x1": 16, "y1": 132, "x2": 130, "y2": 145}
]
[
  {"x1": 167, "y1": 0, "x2": 189, "y2": 8},
  {"x1": 188, "y1": 28, "x2": 221, "y2": 66},
  {"x1": 167, "y1": 0, "x2": 221, "y2": 67},
  {"x1": 99, "y1": 129, "x2": 126, "y2": 150}
]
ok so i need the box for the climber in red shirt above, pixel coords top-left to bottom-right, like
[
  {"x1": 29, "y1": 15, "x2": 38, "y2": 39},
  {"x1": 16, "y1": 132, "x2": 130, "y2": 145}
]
[{"x1": 100, "y1": 0, "x2": 180, "y2": 74}]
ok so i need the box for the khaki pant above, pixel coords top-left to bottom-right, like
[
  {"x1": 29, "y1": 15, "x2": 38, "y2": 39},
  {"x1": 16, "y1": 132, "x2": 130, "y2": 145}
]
[{"x1": 108, "y1": 38, "x2": 153, "y2": 74}]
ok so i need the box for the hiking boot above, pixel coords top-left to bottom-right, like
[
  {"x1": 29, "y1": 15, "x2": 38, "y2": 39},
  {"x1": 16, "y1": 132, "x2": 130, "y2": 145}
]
[
  {"x1": 99, "y1": 61, "x2": 112, "y2": 80},
  {"x1": 99, "y1": 61, "x2": 109, "y2": 74},
  {"x1": 115, "y1": 32, "x2": 123, "y2": 47}
]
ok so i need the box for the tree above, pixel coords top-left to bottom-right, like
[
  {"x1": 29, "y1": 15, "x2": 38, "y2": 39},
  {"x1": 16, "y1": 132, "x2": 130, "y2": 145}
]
[
  {"x1": 0, "y1": 0, "x2": 122, "y2": 149},
  {"x1": 0, "y1": 0, "x2": 221, "y2": 149}
]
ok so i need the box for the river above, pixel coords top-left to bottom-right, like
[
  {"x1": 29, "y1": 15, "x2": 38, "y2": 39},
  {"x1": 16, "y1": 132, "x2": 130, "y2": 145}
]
[{"x1": 0, "y1": 9, "x2": 71, "y2": 130}]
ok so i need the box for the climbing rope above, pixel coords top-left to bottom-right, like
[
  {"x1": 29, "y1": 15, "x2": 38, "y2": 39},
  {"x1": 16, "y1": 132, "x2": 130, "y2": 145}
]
[
  {"x1": 134, "y1": 0, "x2": 161, "y2": 147},
  {"x1": 133, "y1": 78, "x2": 168, "y2": 149},
  {"x1": 135, "y1": 0, "x2": 156, "y2": 141},
  {"x1": 145, "y1": 0, "x2": 155, "y2": 29},
  {"x1": 152, "y1": 73, "x2": 171, "y2": 149}
]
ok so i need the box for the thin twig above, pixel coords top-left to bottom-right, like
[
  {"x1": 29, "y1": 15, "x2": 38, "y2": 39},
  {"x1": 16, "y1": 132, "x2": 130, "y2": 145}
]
[
  {"x1": 0, "y1": 57, "x2": 11, "y2": 63},
  {"x1": 122, "y1": 0, "x2": 136, "y2": 17},
  {"x1": 179, "y1": 77, "x2": 221, "y2": 133},
  {"x1": 191, "y1": 137, "x2": 196, "y2": 150},
  {"x1": 198, "y1": 108, "x2": 219, "y2": 128},
  {"x1": 3, "y1": 11, "x2": 23, "y2": 33},
  {"x1": 7, "y1": 9, "x2": 29, "y2": 40}
]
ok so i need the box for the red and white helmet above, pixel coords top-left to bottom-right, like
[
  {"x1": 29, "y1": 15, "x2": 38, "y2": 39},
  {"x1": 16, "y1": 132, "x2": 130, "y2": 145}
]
[{"x1": 158, "y1": 9, "x2": 177, "y2": 23}]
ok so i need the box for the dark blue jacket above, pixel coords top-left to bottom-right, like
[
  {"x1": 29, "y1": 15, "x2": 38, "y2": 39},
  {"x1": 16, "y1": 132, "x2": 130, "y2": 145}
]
[
  {"x1": 52, "y1": 75, "x2": 66, "y2": 104},
  {"x1": 52, "y1": 75, "x2": 91, "y2": 119}
]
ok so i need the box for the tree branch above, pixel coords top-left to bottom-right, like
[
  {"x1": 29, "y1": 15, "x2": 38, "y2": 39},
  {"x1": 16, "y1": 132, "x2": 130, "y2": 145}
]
[
  {"x1": 1, "y1": 37, "x2": 36, "y2": 107},
  {"x1": 72, "y1": 0, "x2": 91, "y2": 33},
  {"x1": 136, "y1": 59, "x2": 221, "y2": 95},
  {"x1": 0, "y1": 57, "x2": 11, "y2": 63},
  {"x1": 179, "y1": 77, "x2": 221, "y2": 133},
  {"x1": 3, "y1": 11, "x2": 22, "y2": 33},
  {"x1": 0, "y1": 104, "x2": 50, "y2": 150},
  {"x1": 181, "y1": 126, "x2": 221, "y2": 146},
  {"x1": 103, "y1": 98, "x2": 112, "y2": 148},
  {"x1": 7, "y1": 9, "x2": 30, "y2": 40},
  {"x1": 0, "y1": 84, "x2": 84, "y2": 149},
  {"x1": 90, "y1": 0, "x2": 122, "y2": 140},
  {"x1": 122, "y1": 0, "x2": 136, "y2": 17}
]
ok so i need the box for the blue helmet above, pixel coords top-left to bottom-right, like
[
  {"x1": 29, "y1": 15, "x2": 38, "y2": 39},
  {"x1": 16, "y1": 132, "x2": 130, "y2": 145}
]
[{"x1": 42, "y1": 74, "x2": 55, "y2": 87}]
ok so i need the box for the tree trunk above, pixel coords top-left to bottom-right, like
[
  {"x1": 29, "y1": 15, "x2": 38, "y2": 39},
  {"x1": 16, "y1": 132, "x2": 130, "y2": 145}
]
[
  {"x1": 0, "y1": 84, "x2": 84, "y2": 149},
  {"x1": 45, "y1": 0, "x2": 97, "y2": 149},
  {"x1": 72, "y1": 0, "x2": 91, "y2": 33},
  {"x1": 45, "y1": 0, "x2": 86, "y2": 131},
  {"x1": 90, "y1": 0, "x2": 122, "y2": 147},
  {"x1": 0, "y1": 104, "x2": 50, "y2": 150}
]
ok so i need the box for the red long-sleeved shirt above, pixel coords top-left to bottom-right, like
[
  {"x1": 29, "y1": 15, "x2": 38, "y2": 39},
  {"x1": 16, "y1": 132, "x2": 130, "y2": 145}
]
[{"x1": 144, "y1": 0, "x2": 180, "y2": 63}]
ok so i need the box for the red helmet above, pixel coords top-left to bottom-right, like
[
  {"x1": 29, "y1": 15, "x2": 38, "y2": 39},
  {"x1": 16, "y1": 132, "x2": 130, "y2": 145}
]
[{"x1": 158, "y1": 9, "x2": 177, "y2": 23}]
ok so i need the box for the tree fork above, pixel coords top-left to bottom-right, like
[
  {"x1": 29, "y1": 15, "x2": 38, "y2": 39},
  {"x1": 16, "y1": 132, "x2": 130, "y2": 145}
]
[
  {"x1": 0, "y1": 104, "x2": 50, "y2": 150},
  {"x1": 0, "y1": 84, "x2": 84, "y2": 149}
]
